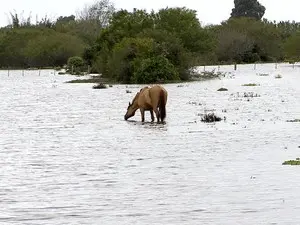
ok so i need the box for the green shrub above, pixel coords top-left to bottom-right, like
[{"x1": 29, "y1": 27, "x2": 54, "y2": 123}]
[
  {"x1": 67, "y1": 56, "x2": 85, "y2": 74},
  {"x1": 132, "y1": 55, "x2": 179, "y2": 84},
  {"x1": 106, "y1": 37, "x2": 155, "y2": 83}
]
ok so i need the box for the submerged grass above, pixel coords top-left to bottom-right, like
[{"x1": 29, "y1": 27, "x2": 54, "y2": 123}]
[
  {"x1": 242, "y1": 83, "x2": 260, "y2": 86},
  {"x1": 65, "y1": 76, "x2": 109, "y2": 84}
]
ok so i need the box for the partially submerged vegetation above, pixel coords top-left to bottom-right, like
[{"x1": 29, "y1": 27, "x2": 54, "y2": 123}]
[
  {"x1": 93, "y1": 83, "x2": 107, "y2": 89},
  {"x1": 217, "y1": 88, "x2": 228, "y2": 91},
  {"x1": 242, "y1": 83, "x2": 260, "y2": 86},
  {"x1": 200, "y1": 112, "x2": 223, "y2": 123},
  {"x1": 282, "y1": 158, "x2": 300, "y2": 165},
  {"x1": 65, "y1": 75, "x2": 107, "y2": 84},
  {"x1": 286, "y1": 119, "x2": 300, "y2": 122},
  {"x1": 191, "y1": 70, "x2": 226, "y2": 81}
]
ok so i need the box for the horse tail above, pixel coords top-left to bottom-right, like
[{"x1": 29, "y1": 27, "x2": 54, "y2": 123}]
[{"x1": 159, "y1": 89, "x2": 166, "y2": 122}]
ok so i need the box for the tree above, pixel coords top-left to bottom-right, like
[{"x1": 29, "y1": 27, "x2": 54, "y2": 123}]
[
  {"x1": 76, "y1": 0, "x2": 115, "y2": 28},
  {"x1": 231, "y1": 0, "x2": 266, "y2": 20},
  {"x1": 283, "y1": 32, "x2": 300, "y2": 61}
]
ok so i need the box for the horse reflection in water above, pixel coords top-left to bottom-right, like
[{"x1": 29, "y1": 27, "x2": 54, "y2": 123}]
[{"x1": 124, "y1": 85, "x2": 168, "y2": 123}]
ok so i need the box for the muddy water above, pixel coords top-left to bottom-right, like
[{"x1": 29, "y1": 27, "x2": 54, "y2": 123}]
[{"x1": 0, "y1": 64, "x2": 299, "y2": 225}]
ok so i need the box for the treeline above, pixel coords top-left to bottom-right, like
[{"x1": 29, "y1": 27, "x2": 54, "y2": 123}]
[{"x1": 1, "y1": 0, "x2": 300, "y2": 83}]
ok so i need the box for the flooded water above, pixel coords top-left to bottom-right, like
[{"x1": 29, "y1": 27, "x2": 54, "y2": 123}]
[{"x1": 0, "y1": 63, "x2": 299, "y2": 225}]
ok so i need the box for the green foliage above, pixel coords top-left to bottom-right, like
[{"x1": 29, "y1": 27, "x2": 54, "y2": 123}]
[
  {"x1": 67, "y1": 56, "x2": 85, "y2": 74},
  {"x1": 282, "y1": 158, "x2": 300, "y2": 165},
  {"x1": 283, "y1": 32, "x2": 300, "y2": 61},
  {"x1": 2, "y1": 1, "x2": 300, "y2": 82},
  {"x1": 106, "y1": 37, "x2": 155, "y2": 83},
  {"x1": 91, "y1": 7, "x2": 215, "y2": 83},
  {"x1": 132, "y1": 55, "x2": 180, "y2": 84},
  {"x1": 0, "y1": 28, "x2": 86, "y2": 68},
  {"x1": 231, "y1": 0, "x2": 266, "y2": 20},
  {"x1": 215, "y1": 17, "x2": 283, "y2": 63}
]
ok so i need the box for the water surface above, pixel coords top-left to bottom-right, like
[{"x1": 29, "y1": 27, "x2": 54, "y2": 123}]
[{"x1": 0, "y1": 64, "x2": 299, "y2": 224}]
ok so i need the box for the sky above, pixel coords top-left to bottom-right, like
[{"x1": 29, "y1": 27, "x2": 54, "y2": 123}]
[{"x1": 0, "y1": 0, "x2": 299, "y2": 27}]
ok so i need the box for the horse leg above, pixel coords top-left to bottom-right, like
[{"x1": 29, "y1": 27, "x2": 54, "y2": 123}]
[
  {"x1": 154, "y1": 108, "x2": 160, "y2": 123},
  {"x1": 140, "y1": 108, "x2": 145, "y2": 122},
  {"x1": 150, "y1": 110, "x2": 154, "y2": 122}
]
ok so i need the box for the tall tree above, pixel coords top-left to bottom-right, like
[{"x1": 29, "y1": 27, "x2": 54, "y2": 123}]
[{"x1": 231, "y1": 0, "x2": 266, "y2": 20}]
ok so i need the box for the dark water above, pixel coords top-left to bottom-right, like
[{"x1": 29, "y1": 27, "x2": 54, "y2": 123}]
[{"x1": 0, "y1": 64, "x2": 299, "y2": 225}]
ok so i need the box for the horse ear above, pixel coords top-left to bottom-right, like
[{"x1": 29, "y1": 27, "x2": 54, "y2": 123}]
[{"x1": 128, "y1": 102, "x2": 131, "y2": 106}]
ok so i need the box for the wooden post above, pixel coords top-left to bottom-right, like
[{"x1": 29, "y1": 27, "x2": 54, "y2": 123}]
[
  {"x1": 22, "y1": 70, "x2": 24, "y2": 76},
  {"x1": 218, "y1": 65, "x2": 220, "y2": 71},
  {"x1": 39, "y1": 70, "x2": 41, "y2": 76},
  {"x1": 203, "y1": 65, "x2": 206, "y2": 72},
  {"x1": 275, "y1": 63, "x2": 278, "y2": 69},
  {"x1": 72, "y1": 65, "x2": 74, "y2": 74},
  {"x1": 8, "y1": 69, "x2": 9, "y2": 77},
  {"x1": 254, "y1": 64, "x2": 256, "y2": 70},
  {"x1": 234, "y1": 63, "x2": 237, "y2": 70}
]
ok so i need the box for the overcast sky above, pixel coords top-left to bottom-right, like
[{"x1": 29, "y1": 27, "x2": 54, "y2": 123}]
[{"x1": 0, "y1": 0, "x2": 298, "y2": 27}]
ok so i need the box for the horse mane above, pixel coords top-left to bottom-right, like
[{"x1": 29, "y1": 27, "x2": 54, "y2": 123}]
[{"x1": 131, "y1": 86, "x2": 150, "y2": 104}]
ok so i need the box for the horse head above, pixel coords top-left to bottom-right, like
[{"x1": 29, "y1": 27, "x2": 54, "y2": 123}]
[{"x1": 124, "y1": 93, "x2": 140, "y2": 120}]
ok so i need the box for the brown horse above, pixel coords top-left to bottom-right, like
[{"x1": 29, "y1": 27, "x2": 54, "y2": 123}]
[{"x1": 124, "y1": 85, "x2": 168, "y2": 123}]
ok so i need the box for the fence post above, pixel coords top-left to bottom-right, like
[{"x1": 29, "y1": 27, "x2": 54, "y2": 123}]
[{"x1": 234, "y1": 63, "x2": 237, "y2": 70}]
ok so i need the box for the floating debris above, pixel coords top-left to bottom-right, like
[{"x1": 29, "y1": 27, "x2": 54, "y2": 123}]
[
  {"x1": 188, "y1": 101, "x2": 202, "y2": 105},
  {"x1": 275, "y1": 74, "x2": 282, "y2": 79},
  {"x1": 126, "y1": 90, "x2": 132, "y2": 93}
]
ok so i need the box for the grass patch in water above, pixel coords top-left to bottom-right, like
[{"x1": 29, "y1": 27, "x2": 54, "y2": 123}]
[
  {"x1": 282, "y1": 158, "x2": 300, "y2": 165},
  {"x1": 242, "y1": 83, "x2": 260, "y2": 86},
  {"x1": 65, "y1": 76, "x2": 108, "y2": 84},
  {"x1": 200, "y1": 112, "x2": 222, "y2": 123},
  {"x1": 217, "y1": 87, "x2": 228, "y2": 91},
  {"x1": 93, "y1": 83, "x2": 107, "y2": 89},
  {"x1": 286, "y1": 119, "x2": 300, "y2": 122},
  {"x1": 191, "y1": 69, "x2": 226, "y2": 80}
]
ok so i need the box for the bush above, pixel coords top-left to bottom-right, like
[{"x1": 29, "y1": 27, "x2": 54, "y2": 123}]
[
  {"x1": 132, "y1": 55, "x2": 179, "y2": 84},
  {"x1": 67, "y1": 56, "x2": 85, "y2": 74},
  {"x1": 106, "y1": 37, "x2": 155, "y2": 83}
]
